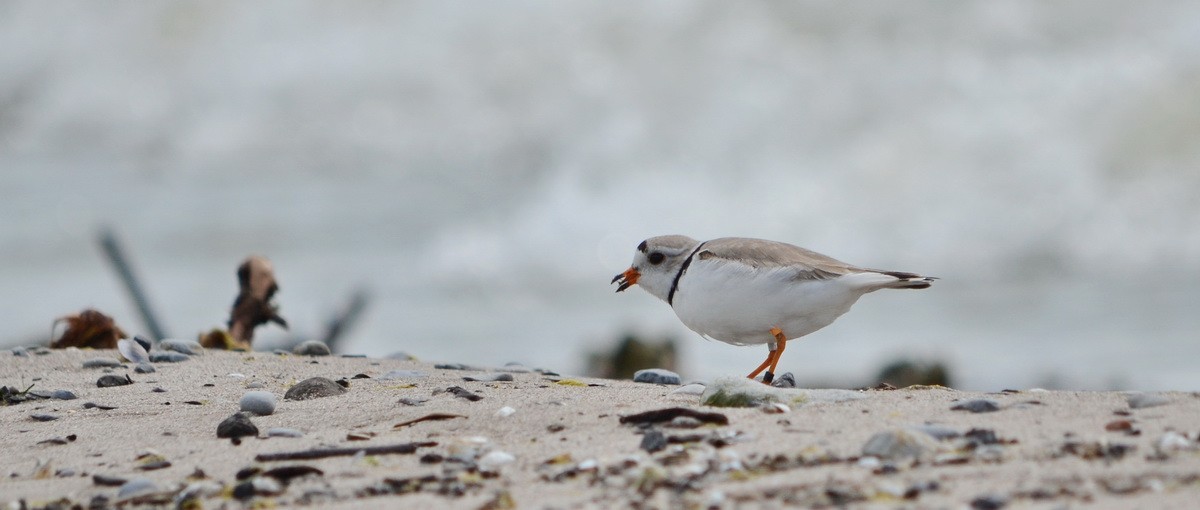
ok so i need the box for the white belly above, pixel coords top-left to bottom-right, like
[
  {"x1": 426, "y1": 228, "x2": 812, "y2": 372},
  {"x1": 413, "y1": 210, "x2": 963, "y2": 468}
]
[{"x1": 669, "y1": 260, "x2": 868, "y2": 346}]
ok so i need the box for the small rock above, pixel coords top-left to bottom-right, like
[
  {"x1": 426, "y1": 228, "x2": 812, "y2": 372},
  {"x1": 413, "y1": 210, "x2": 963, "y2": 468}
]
[
  {"x1": 670, "y1": 383, "x2": 706, "y2": 396},
  {"x1": 292, "y1": 340, "x2": 331, "y2": 356},
  {"x1": 463, "y1": 373, "x2": 515, "y2": 382},
  {"x1": 131, "y1": 335, "x2": 153, "y2": 352},
  {"x1": 251, "y1": 477, "x2": 283, "y2": 495},
  {"x1": 97, "y1": 374, "x2": 133, "y2": 388},
  {"x1": 240, "y1": 391, "x2": 277, "y2": 416},
  {"x1": 478, "y1": 450, "x2": 516, "y2": 473},
  {"x1": 267, "y1": 427, "x2": 304, "y2": 438},
  {"x1": 50, "y1": 390, "x2": 78, "y2": 400},
  {"x1": 284, "y1": 377, "x2": 347, "y2": 400},
  {"x1": 246, "y1": 381, "x2": 266, "y2": 389},
  {"x1": 1126, "y1": 392, "x2": 1170, "y2": 409},
  {"x1": 93, "y1": 474, "x2": 127, "y2": 487},
  {"x1": 217, "y1": 412, "x2": 259, "y2": 439},
  {"x1": 117, "y1": 478, "x2": 158, "y2": 499},
  {"x1": 149, "y1": 351, "x2": 189, "y2": 363},
  {"x1": 117, "y1": 338, "x2": 150, "y2": 364},
  {"x1": 495, "y1": 406, "x2": 516, "y2": 417},
  {"x1": 398, "y1": 397, "x2": 429, "y2": 406},
  {"x1": 911, "y1": 424, "x2": 961, "y2": 441},
  {"x1": 446, "y1": 386, "x2": 483, "y2": 401},
  {"x1": 82, "y1": 358, "x2": 122, "y2": 369},
  {"x1": 862, "y1": 429, "x2": 938, "y2": 460},
  {"x1": 11, "y1": 347, "x2": 29, "y2": 357},
  {"x1": 665, "y1": 416, "x2": 704, "y2": 429},
  {"x1": 158, "y1": 339, "x2": 204, "y2": 355},
  {"x1": 30, "y1": 413, "x2": 60, "y2": 422},
  {"x1": 134, "y1": 363, "x2": 156, "y2": 374},
  {"x1": 951, "y1": 399, "x2": 1001, "y2": 413},
  {"x1": 769, "y1": 372, "x2": 797, "y2": 388},
  {"x1": 640, "y1": 429, "x2": 667, "y2": 453},
  {"x1": 379, "y1": 370, "x2": 427, "y2": 380},
  {"x1": 633, "y1": 369, "x2": 681, "y2": 385},
  {"x1": 1154, "y1": 431, "x2": 1192, "y2": 457},
  {"x1": 435, "y1": 363, "x2": 474, "y2": 370},
  {"x1": 761, "y1": 403, "x2": 791, "y2": 414},
  {"x1": 970, "y1": 494, "x2": 1009, "y2": 510}
]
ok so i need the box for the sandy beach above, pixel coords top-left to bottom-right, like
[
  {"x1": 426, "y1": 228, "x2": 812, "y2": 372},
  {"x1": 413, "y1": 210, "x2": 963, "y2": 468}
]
[{"x1": 3, "y1": 347, "x2": 1199, "y2": 509}]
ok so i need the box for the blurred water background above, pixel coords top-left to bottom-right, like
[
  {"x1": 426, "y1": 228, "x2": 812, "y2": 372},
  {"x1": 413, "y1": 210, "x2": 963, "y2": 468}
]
[{"x1": 3, "y1": 2, "x2": 1199, "y2": 390}]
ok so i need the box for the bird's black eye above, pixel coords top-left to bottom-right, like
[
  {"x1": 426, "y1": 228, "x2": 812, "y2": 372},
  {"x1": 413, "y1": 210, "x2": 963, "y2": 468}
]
[{"x1": 647, "y1": 252, "x2": 665, "y2": 265}]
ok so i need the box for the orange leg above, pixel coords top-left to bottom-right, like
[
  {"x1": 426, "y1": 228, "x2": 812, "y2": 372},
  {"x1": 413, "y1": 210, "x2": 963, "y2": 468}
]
[{"x1": 746, "y1": 327, "x2": 788, "y2": 384}]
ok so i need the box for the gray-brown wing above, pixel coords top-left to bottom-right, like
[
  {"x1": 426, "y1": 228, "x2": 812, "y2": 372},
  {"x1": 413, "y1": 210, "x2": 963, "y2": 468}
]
[{"x1": 695, "y1": 237, "x2": 864, "y2": 281}]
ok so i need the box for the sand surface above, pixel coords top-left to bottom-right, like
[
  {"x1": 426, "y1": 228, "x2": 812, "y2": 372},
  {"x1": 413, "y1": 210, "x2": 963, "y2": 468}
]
[{"x1": 3, "y1": 348, "x2": 1200, "y2": 509}]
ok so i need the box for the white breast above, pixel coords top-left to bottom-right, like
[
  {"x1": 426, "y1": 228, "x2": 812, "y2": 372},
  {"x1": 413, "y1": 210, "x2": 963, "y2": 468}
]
[{"x1": 669, "y1": 258, "x2": 869, "y2": 345}]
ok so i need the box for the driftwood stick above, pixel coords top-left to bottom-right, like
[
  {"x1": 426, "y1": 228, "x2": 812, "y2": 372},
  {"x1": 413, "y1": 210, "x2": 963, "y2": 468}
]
[
  {"x1": 254, "y1": 441, "x2": 437, "y2": 462},
  {"x1": 98, "y1": 228, "x2": 168, "y2": 340}
]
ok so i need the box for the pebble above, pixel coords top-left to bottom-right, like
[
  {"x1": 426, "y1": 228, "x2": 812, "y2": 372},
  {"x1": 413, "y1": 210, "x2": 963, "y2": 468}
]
[
  {"x1": 970, "y1": 494, "x2": 1009, "y2": 510},
  {"x1": 97, "y1": 374, "x2": 133, "y2": 388},
  {"x1": 951, "y1": 399, "x2": 1001, "y2": 413},
  {"x1": 11, "y1": 347, "x2": 28, "y2": 357},
  {"x1": 157, "y1": 339, "x2": 204, "y2": 355},
  {"x1": 240, "y1": 391, "x2": 277, "y2": 416},
  {"x1": 478, "y1": 450, "x2": 516, "y2": 473},
  {"x1": 640, "y1": 430, "x2": 667, "y2": 453},
  {"x1": 246, "y1": 381, "x2": 266, "y2": 389},
  {"x1": 1154, "y1": 431, "x2": 1192, "y2": 457},
  {"x1": 862, "y1": 429, "x2": 939, "y2": 460},
  {"x1": 149, "y1": 351, "x2": 190, "y2": 363},
  {"x1": 1126, "y1": 392, "x2": 1170, "y2": 409},
  {"x1": 669, "y1": 383, "x2": 707, "y2": 396},
  {"x1": 911, "y1": 424, "x2": 961, "y2": 441},
  {"x1": 217, "y1": 412, "x2": 259, "y2": 439},
  {"x1": 633, "y1": 368, "x2": 681, "y2": 385},
  {"x1": 761, "y1": 403, "x2": 790, "y2": 414},
  {"x1": 495, "y1": 406, "x2": 516, "y2": 417},
  {"x1": 267, "y1": 427, "x2": 304, "y2": 438},
  {"x1": 284, "y1": 377, "x2": 347, "y2": 400},
  {"x1": 134, "y1": 363, "x2": 156, "y2": 374},
  {"x1": 292, "y1": 340, "x2": 332, "y2": 356},
  {"x1": 30, "y1": 413, "x2": 60, "y2": 421},
  {"x1": 117, "y1": 478, "x2": 158, "y2": 499},
  {"x1": 463, "y1": 373, "x2": 515, "y2": 382},
  {"x1": 435, "y1": 363, "x2": 475, "y2": 371},
  {"x1": 445, "y1": 386, "x2": 484, "y2": 401},
  {"x1": 378, "y1": 370, "x2": 427, "y2": 380},
  {"x1": 132, "y1": 335, "x2": 153, "y2": 352},
  {"x1": 769, "y1": 372, "x2": 797, "y2": 388},
  {"x1": 398, "y1": 397, "x2": 429, "y2": 406},
  {"x1": 50, "y1": 390, "x2": 78, "y2": 400},
  {"x1": 82, "y1": 358, "x2": 122, "y2": 369},
  {"x1": 117, "y1": 338, "x2": 150, "y2": 364}
]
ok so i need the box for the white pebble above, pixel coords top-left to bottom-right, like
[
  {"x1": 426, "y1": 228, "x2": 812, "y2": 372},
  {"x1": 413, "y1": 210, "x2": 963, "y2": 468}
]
[
  {"x1": 478, "y1": 450, "x2": 516, "y2": 473},
  {"x1": 495, "y1": 406, "x2": 516, "y2": 417}
]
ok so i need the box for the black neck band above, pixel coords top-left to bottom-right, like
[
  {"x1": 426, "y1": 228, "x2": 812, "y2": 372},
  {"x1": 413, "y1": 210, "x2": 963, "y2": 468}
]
[{"x1": 668, "y1": 242, "x2": 706, "y2": 306}]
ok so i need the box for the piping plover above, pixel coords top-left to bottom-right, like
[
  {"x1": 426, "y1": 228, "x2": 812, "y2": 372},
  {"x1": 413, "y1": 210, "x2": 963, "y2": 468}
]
[{"x1": 612, "y1": 235, "x2": 935, "y2": 384}]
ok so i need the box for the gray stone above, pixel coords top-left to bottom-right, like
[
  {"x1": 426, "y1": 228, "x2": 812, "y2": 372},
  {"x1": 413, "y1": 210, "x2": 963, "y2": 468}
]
[
  {"x1": 246, "y1": 381, "x2": 266, "y2": 389},
  {"x1": 284, "y1": 377, "x2": 347, "y2": 400},
  {"x1": 951, "y1": 399, "x2": 1002, "y2": 413},
  {"x1": 633, "y1": 368, "x2": 681, "y2": 385},
  {"x1": 267, "y1": 427, "x2": 304, "y2": 438},
  {"x1": 30, "y1": 413, "x2": 60, "y2": 421},
  {"x1": 134, "y1": 363, "x2": 156, "y2": 374},
  {"x1": 158, "y1": 339, "x2": 204, "y2": 355},
  {"x1": 149, "y1": 351, "x2": 189, "y2": 363},
  {"x1": 117, "y1": 478, "x2": 158, "y2": 499},
  {"x1": 11, "y1": 347, "x2": 28, "y2": 357},
  {"x1": 217, "y1": 412, "x2": 259, "y2": 439},
  {"x1": 378, "y1": 370, "x2": 427, "y2": 380},
  {"x1": 769, "y1": 372, "x2": 797, "y2": 388},
  {"x1": 463, "y1": 373, "x2": 515, "y2": 382},
  {"x1": 240, "y1": 391, "x2": 277, "y2": 416},
  {"x1": 97, "y1": 374, "x2": 133, "y2": 388},
  {"x1": 911, "y1": 424, "x2": 961, "y2": 441},
  {"x1": 292, "y1": 340, "x2": 331, "y2": 356},
  {"x1": 640, "y1": 429, "x2": 667, "y2": 452},
  {"x1": 50, "y1": 390, "x2": 78, "y2": 400},
  {"x1": 1127, "y1": 392, "x2": 1171, "y2": 409},
  {"x1": 82, "y1": 358, "x2": 122, "y2": 369},
  {"x1": 862, "y1": 429, "x2": 939, "y2": 460}
]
